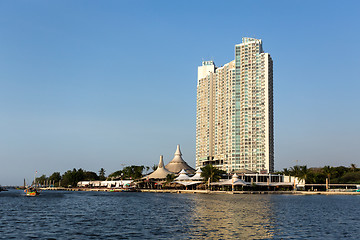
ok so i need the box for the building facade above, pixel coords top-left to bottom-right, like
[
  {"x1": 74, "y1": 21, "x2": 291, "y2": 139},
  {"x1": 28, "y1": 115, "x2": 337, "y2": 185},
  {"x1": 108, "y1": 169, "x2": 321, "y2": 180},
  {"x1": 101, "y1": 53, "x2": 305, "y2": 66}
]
[{"x1": 196, "y1": 37, "x2": 274, "y2": 173}]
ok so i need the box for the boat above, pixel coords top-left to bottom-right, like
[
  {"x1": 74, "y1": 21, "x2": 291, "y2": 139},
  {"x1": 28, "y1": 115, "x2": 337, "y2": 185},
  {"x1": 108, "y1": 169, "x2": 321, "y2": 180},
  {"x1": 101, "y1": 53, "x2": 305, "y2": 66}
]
[
  {"x1": 24, "y1": 172, "x2": 41, "y2": 196},
  {"x1": 0, "y1": 186, "x2": 8, "y2": 192},
  {"x1": 24, "y1": 187, "x2": 40, "y2": 196},
  {"x1": 109, "y1": 183, "x2": 138, "y2": 192}
]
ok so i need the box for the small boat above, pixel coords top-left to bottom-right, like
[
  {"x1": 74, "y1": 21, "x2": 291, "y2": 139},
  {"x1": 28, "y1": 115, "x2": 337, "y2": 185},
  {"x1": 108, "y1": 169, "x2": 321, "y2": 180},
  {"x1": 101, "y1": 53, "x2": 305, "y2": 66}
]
[
  {"x1": 110, "y1": 184, "x2": 137, "y2": 192},
  {"x1": 0, "y1": 186, "x2": 8, "y2": 192},
  {"x1": 24, "y1": 187, "x2": 40, "y2": 196},
  {"x1": 24, "y1": 172, "x2": 41, "y2": 196}
]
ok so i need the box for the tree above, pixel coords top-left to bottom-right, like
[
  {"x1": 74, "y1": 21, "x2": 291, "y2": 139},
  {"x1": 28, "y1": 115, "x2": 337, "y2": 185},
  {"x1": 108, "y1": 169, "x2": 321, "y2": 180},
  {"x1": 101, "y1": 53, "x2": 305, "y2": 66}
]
[
  {"x1": 49, "y1": 172, "x2": 61, "y2": 186},
  {"x1": 61, "y1": 168, "x2": 85, "y2": 187},
  {"x1": 350, "y1": 164, "x2": 357, "y2": 172},
  {"x1": 289, "y1": 165, "x2": 301, "y2": 177},
  {"x1": 322, "y1": 166, "x2": 333, "y2": 183},
  {"x1": 282, "y1": 168, "x2": 290, "y2": 175},
  {"x1": 122, "y1": 165, "x2": 145, "y2": 180},
  {"x1": 298, "y1": 165, "x2": 310, "y2": 182},
  {"x1": 201, "y1": 164, "x2": 225, "y2": 183},
  {"x1": 166, "y1": 174, "x2": 175, "y2": 183},
  {"x1": 152, "y1": 164, "x2": 158, "y2": 171},
  {"x1": 36, "y1": 174, "x2": 48, "y2": 185},
  {"x1": 108, "y1": 170, "x2": 123, "y2": 180},
  {"x1": 99, "y1": 168, "x2": 106, "y2": 181},
  {"x1": 339, "y1": 172, "x2": 360, "y2": 183},
  {"x1": 84, "y1": 171, "x2": 99, "y2": 181}
]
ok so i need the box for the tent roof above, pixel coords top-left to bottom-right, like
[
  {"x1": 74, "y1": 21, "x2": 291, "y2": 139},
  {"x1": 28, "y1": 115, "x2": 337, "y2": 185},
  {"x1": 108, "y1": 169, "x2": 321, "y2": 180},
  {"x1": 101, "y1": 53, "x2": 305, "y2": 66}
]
[
  {"x1": 190, "y1": 168, "x2": 204, "y2": 180},
  {"x1": 165, "y1": 145, "x2": 195, "y2": 174},
  {"x1": 175, "y1": 181, "x2": 202, "y2": 186},
  {"x1": 211, "y1": 179, "x2": 250, "y2": 186},
  {"x1": 174, "y1": 169, "x2": 191, "y2": 181},
  {"x1": 145, "y1": 155, "x2": 173, "y2": 179}
]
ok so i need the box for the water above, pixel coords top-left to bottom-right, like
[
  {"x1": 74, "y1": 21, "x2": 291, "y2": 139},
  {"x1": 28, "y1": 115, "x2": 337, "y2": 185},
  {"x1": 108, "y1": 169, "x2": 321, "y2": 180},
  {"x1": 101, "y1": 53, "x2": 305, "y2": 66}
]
[{"x1": 1, "y1": 190, "x2": 360, "y2": 239}]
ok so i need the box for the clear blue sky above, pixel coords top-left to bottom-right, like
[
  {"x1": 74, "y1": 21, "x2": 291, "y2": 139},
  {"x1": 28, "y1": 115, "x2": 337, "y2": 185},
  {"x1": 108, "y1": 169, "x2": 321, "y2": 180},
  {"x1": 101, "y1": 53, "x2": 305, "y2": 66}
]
[{"x1": 1, "y1": 1, "x2": 359, "y2": 185}]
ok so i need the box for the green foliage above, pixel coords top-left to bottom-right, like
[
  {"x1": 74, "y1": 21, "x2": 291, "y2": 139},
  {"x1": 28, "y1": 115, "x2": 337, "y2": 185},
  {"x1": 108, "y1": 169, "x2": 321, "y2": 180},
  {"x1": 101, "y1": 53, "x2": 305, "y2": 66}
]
[
  {"x1": 152, "y1": 164, "x2": 158, "y2": 171},
  {"x1": 200, "y1": 164, "x2": 226, "y2": 183},
  {"x1": 35, "y1": 174, "x2": 48, "y2": 185},
  {"x1": 108, "y1": 170, "x2": 123, "y2": 179},
  {"x1": 61, "y1": 168, "x2": 86, "y2": 187},
  {"x1": 98, "y1": 168, "x2": 106, "y2": 181},
  {"x1": 338, "y1": 172, "x2": 360, "y2": 183},
  {"x1": 122, "y1": 165, "x2": 145, "y2": 180},
  {"x1": 350, "y1": 164, "x2": 357, "y2": 172},
  {"x1": 49, "y1": 172, "x2": 61, "y2": 182},
  {"x1": 166, "y1": 174, "x2": 175, "y2": 183},
  {"x1": 83, "y1": 171, "x2": 99, "y2": 181},
  {"x1": 280, "y1": 164, "x2": 360, "y2": 184},
  {"x1": 108, "y1": 165, "x2": 145, "y2": 180}
]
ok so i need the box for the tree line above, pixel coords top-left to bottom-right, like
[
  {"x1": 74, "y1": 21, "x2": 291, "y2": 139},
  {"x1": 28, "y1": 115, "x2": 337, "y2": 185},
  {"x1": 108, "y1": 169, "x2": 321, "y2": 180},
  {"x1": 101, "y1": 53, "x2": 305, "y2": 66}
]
[
  {"x1": 278, "y1": 164, "x2": 360, "y2": 184},
  {"x1": 36, "y1": 165, "x2": 151, "y2": 187}
]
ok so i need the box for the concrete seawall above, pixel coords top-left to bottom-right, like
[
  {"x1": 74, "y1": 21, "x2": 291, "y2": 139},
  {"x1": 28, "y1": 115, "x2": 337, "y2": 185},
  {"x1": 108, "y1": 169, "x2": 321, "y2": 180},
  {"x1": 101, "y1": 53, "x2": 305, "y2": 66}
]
[{"x1": 40, "y1": 188, "x2": 360, "y2": 195}]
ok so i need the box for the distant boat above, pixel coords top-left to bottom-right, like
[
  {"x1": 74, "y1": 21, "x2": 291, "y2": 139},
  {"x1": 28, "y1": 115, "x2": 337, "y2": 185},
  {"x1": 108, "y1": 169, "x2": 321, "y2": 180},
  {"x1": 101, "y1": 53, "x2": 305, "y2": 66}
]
[
  {"x1": 24, "y1": 187, "x2": 40, "y2": 196},
  {"x1": 109, "y1": 183, "x2": 137, "y2": 192},
  {"x1": 0, "y1": 186, "x2": 8, "y2": 192},
  {"x1": 24, "y1": 172, "x2": 41, "y2": 197}
]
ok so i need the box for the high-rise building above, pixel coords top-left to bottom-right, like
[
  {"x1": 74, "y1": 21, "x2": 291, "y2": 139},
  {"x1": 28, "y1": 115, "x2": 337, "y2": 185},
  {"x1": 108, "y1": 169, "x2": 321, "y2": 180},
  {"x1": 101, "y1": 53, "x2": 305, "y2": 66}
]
[{"x1": 196, "y1": 37, "x2": 274, "y2": 173}]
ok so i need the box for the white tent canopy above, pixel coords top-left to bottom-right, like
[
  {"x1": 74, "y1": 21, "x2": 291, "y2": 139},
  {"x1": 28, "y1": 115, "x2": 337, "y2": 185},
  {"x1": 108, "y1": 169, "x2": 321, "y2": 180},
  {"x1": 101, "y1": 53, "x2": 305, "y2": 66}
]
[
  {"x1": 211, "y1": 174, "x2": 250, "y2": 186},
  {"x1": 175, "y1": 181, "x2": 202, "y2": 186},
  {"x1": 144, "y1": 155, "x2": 173, "y2": 180},
  {"x1": 190, "y1": 168, "x2": 204, "y2": 181},
  {"x1": 174, "y1": 169, "x2": 191, "y2": 181}
]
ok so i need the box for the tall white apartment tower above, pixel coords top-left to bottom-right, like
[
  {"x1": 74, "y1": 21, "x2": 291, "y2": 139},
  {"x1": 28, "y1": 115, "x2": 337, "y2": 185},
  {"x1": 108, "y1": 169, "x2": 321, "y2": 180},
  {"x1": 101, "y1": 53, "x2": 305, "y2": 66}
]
[{"x1": 196, "y1": 38, "x2": 274, "y2": 173}]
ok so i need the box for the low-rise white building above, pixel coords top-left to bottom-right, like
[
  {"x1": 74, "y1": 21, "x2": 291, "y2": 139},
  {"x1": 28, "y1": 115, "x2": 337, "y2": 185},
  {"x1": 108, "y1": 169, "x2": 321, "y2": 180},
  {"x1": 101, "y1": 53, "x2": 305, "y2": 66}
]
[{"x1": 77, "y1": 180, "x2": 133, "y2": 188}]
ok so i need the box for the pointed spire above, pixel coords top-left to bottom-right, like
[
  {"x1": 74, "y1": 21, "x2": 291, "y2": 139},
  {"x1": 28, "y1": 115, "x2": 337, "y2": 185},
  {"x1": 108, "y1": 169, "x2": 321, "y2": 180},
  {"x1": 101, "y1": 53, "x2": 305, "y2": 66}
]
[
  {"x1": 145, "y1": 155, "x2": 173, "y2": 179},
  {"x1": 165, "y1": 145, "x2": 195, "y2": 174},
  {"x1": 175, "y1": 144, "x2": 182, "y2": 156},
  {"x1": 158, "y1": 155, "x2": 164, "y2": 168}
]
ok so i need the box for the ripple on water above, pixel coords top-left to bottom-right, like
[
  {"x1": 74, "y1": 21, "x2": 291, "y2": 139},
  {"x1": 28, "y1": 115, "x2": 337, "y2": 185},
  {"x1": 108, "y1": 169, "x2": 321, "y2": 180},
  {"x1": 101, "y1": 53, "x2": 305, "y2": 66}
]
[{"x1": 1, "y1": 190, "x2": 360, "y2": 239}]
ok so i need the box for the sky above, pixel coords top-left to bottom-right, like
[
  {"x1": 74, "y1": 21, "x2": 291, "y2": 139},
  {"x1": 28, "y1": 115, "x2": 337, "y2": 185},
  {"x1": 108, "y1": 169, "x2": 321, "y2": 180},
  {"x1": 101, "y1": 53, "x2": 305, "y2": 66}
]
[{"x1": 0, "y1": 1, "x2": 359, "y2": 185}]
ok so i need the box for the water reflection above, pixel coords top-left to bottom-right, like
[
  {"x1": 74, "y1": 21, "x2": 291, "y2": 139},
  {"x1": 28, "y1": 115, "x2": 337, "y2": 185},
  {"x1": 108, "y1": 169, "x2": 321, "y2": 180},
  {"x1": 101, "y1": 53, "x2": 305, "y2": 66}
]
[
  {"x1": 189, "y1": 194, "x2": 274, "y2": 239},
  {"x1": 2, "y1": 190, "x2": 360, "y2": 239}
]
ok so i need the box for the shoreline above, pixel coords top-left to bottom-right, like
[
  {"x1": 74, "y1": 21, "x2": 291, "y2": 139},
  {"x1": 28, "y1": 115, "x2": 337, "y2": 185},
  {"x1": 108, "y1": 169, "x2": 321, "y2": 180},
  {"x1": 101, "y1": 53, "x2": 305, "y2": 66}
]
[{"x1": 38, "y1": 187, "x2": 360, "y2": 195}]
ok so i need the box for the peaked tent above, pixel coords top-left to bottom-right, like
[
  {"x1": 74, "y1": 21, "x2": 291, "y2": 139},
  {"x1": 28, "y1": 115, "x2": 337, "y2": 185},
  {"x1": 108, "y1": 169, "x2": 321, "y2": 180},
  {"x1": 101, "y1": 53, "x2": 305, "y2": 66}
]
[
  {"x1": 174, "y1": 169, "x2": 191, "y2": 181},
  {"x1": 190, "y1": 168, "x2": 204, "y2": 181},
  {"x1": 165, "y1": 145, "x2": 195, "y2": 174},
  {"x1": 145, "y1": 155, "x2": 173, "y2": 180},
  {"x1": 211, "y1": 173, "x2": 250, "y2": 186}
]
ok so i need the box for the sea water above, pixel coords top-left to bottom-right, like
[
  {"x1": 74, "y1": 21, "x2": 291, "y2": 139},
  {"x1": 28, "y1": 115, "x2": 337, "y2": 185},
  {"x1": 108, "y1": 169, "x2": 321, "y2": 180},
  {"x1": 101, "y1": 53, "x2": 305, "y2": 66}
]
[{"x1": 1, "y1": 189, "x2": 360, "y2": 239}]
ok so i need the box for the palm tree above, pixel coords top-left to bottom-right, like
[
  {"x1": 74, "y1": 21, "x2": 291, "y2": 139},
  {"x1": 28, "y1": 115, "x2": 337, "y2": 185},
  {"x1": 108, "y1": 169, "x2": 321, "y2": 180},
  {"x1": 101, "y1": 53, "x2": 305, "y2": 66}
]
[
  {"x1": 201, "y1": 164, "x2": 224, "y2": 183},
  {"x1": 164, "y1": 174, "x2": 175, "y2": 188},
  {"x1": 282, "y1": 168, "x2": 290, "y2": 175},
  {"x1": 289, "y1": 165, "x2": 301, "y2": 177},
  {"x1": 99, "y1": 168, "x2": 106, "y2": 181},
  {"x1": 322, "y1": 166, "x2": 335, "y2": 184},
  {"x1": 165, "y1": 174, "x2": 175, "y2": 183},
  {"x1": 152, "y1": 164, "x2": 158, "y2": 171},
  {"x1": 350, "y1": 164, "x2": 357, "y2": 172},
  {"x1": 298, "y1": 165, "x2": 310, "y2": 183}
]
